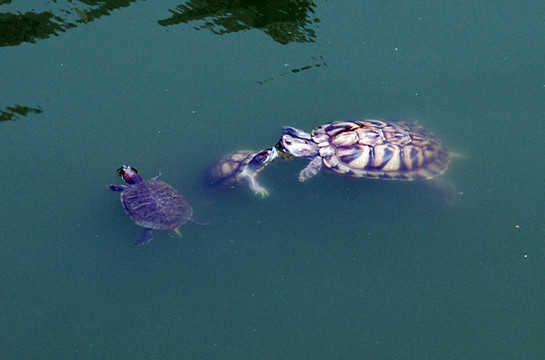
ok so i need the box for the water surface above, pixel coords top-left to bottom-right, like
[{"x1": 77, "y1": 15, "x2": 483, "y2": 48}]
[{"x1": 1, "y1": 1, "x2": 545, "y2": 359}]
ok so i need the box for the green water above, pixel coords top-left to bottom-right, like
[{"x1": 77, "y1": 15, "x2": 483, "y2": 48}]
[{"x1": 1, "y1": 1, "x2": 545, "y2": 358}]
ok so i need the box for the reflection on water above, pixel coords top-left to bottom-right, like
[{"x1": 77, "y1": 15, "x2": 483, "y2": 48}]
[
  {"x1": 0, "y1": 11, "x2": 69, "y2": 46},
  {"x1": 158, "y1": 0, "x2": 319, "y2": 44},
  {"x1": 0, "y1": 105, "x2": 43, "y2": 122},
  {"x1": 1, "y1": 0, "x2": 319, "y2": 47},
  {"x1": 0, "y1": 0, "x2": 138, "y2": 47}
]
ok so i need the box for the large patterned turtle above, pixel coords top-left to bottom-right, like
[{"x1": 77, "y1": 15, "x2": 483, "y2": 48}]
[
  {"x1": 109, "y1": 165, "x2": 195, "y2": 246},
  {"x1": 207, "y1": 147, "x2": 278, "y2": 197},
  {"x1": 274, "y1": 120, "x2": 450, "y2": 182}
]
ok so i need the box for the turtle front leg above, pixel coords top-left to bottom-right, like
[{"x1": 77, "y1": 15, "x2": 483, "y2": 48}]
[
  {"x1": 244, "y1": 174, "x2": 268, "y2": 197},
  {"x1": 299, "y1": 156, "x2": 323, "y2": 182},
  {"x1": 108, "y1": 184, "x2": 126, "y2": 192}
]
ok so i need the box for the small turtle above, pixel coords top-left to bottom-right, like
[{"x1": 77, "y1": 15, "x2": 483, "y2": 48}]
[
  {"x1": 274, "y1": 120, "x2": 450, "y2": 182},
  {"x1": 207, "y1": 147, "x2": 278, "y2": 197},
  {"x1": 109, "y1": 165, "x2": 196, "y2": 246}
]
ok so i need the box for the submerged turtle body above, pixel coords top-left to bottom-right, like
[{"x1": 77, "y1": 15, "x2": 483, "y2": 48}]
[
  {"x1": 208, "y1": 147, "x2": 278, "y2": 197},
  {"x1": 276, "y1": 120, "x2": 450, "y2": 182},
  {"x1": 209, "y1": 150, "x2": 256, "y2": 188},
  {"x1": 109, "y1": 165, "x2": 194, "y2": 246}
]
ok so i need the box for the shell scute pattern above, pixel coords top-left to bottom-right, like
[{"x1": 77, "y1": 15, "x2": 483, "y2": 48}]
[
  {"x1": 330, "y1": 131, "x2": 359, "y2": 147},
  {"x1": 354, "y1": 127, "x2": 384, "y2": 145},
  {"x1": 209, "y1": 150, "x2": 255, "y2": 188},
  {"x1": 312, "y1": 120, "x2": 449, "y2": 180},
  {"x1": 376, "y1": 143, "x2": 400, "y2": 171},
  {"x1": 121, "y1": 179, "x2": 191, "y2": 230}
]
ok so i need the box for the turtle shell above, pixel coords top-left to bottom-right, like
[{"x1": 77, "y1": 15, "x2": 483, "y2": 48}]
[
  {"x1": 312, "y1": 120, "x2": 450, "y2": 180},
  {"x1": 120, "y1": 177, "x2": 193, "y2": 230},
  {"x1": 208, "y1": 150, "x2": 261, "y2": 188}
]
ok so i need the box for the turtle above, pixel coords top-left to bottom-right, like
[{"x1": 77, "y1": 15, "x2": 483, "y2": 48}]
[
  {"x1": 274, "y1": 119, "x2": 450, "y2": 182},
  {"x1": 207, "y1": 147, "x2": 278, "y2": 197},
  {"x1": 109, "y1": 165, "x2": 196, "y2": 246}
]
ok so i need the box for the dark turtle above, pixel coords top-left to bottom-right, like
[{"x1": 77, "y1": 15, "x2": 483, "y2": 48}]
[
  {"x1": 109, "y1": 165, "x2": 195, "y2": 246},
  {"x1": 274, "y1": 120, "x2": 450, "y2": 182},
  {"x1": 207, "y1": 147, "x2": 277, "y2": 197}
]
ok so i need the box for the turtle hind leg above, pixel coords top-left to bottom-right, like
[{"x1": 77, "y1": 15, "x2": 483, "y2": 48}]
[
  {"x1": 174, "y1": 227, "x2": 183, "y2": 239},
  {"x1": 135, "y1": 228, "x2": 154, "y2": 246}
]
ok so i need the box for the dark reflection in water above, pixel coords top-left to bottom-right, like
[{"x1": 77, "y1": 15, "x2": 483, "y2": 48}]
[
  {"x1": 2, "y1": 0, "x2": 324, "y2": 85},
  {"x1": 1, "y1": 0, "x2": 319, "y2": 47},
  {"x1": 0, "y1": 105, "x2": 43, "y2": 122},
  {"x1": 0, "y1": 0, "x2": 138, "y2": 47},
  {"x1": 0, "y1": 11, "x2": 69, "y2": 46},
  {"x1": 159, "y1": 0, "x2": 319, "y2": 44}
]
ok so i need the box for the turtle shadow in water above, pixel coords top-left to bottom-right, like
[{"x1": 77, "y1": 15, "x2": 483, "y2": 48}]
[
  {"x1": 423, "y1": 178, "x2": 459, "y2": 208},
  {"x1": 322, "y1": 174, "x2": 460, "y2": 211}
]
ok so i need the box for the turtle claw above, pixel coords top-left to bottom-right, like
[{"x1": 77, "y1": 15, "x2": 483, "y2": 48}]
[{"x1": 254, "y1": 186, "x2": 269, "y2": 198}]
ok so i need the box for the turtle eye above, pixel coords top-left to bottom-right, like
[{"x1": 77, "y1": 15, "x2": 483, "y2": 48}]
[{"x1": 252, "y1": 153, "x2": 266, "y2": 163}]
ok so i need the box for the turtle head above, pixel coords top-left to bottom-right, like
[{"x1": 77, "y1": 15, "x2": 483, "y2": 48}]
[
  {"x1": 276, "y1": 134, "x2": 319, "y2": 159},
  {"x1": 247, "y1": 147, "x2": 278, "y2": 171},
  {"x1": 282, "y1": 126, "x2": 312, "y2": 140},
  {"x1": 117, "y1": 165, "x2": 142, "y2": 185}
]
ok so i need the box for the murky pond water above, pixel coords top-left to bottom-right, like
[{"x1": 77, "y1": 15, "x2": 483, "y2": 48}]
[{"x1": 2, "y1": 1, "x2": 545, "y2": 358}]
